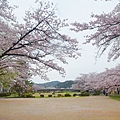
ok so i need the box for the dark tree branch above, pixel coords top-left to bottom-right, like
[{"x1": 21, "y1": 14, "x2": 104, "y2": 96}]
[
  {"x1": 5, "y1": 53, "x2": 59, "y2": 70},
  {"x1": 0, "y1": 13, "x2": 53, "y2": 58}
]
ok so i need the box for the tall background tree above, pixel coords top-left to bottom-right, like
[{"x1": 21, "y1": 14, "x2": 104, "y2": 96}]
[{"x1": 72, "y1": 64, "x2": 120, "y2": 94}]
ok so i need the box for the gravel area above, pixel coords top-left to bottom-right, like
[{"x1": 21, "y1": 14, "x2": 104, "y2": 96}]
[{"x1": 0, "y1": 96, "x2": 120, "y2": 120}]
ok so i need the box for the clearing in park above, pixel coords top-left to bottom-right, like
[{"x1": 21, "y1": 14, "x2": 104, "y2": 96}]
[{"x1": 0, "y1": 96, "x2": 120, "y2": 120}]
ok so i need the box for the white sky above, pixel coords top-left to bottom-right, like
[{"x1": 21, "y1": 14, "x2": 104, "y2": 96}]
[{"x1": 9, "y1": 0, "x2": 120, "y2": 83}]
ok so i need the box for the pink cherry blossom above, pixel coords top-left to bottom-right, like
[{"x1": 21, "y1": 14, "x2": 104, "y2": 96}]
[
  {"x1": 73, "y1": 64, "x2": 120, "y2": 94},
  {"x1": 0, "y1": 0, "x2": 80, "y2": 80},
  {"x1": 71, "y1": 2, "x2": 120, "y2": 61}
]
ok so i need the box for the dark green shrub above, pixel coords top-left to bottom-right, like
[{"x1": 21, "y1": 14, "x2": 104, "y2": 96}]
[
  {"x1": 80, "y1": 92, "x2": 89, "y2": 96},
  {"x1": 26, "y1": 93, "x2": 34, "y2": 98},
  {"x1": 64, "y1": 93, "x2": 71, "y2": 97},
  {"x1": 93, "y1": 90, "x2": 101, "y2": 96},
  {"x1": 20, "y1": 94, "x2": 26, "y2": 97},
  {"x1": 20, "y1": 93, "x2": 35, "y2": 98},
  {"x1": 78, "y1": 94, "x2": 81, "y2": 96},
  {"x1": 73, "y1": 93, "x2": 77, "y2": 97},
  {"x1": 0, "y1": 93, "x2": 11, "y2": 97},
  {"x1": 40, "y1": 94, "x2": 44, "y2": 97},
  {"x1": 48, "y1": 94, "x2": 52, "y2": 97},
  {"x1": 7, "y1": 93, "x2": 11, "y2": 96},
  {"x1": 57, "y1": 94, "x2": 62, "y2": 97}
]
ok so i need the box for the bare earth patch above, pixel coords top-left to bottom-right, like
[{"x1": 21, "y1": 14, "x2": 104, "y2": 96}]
[{"x1": 0, "y1": 96, "x2": 120, "y2": 120}]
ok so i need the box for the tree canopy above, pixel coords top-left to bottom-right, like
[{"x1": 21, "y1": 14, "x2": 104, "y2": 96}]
[
  {"x1": 0, "y1": 0, "x2": 120, "y2": 91},
  {"x1": 71, "y1": 1, "x2": 120, "y2": 61},
  {"x1": 0, "y1": 0, "x2": 80, "y2": 80}
]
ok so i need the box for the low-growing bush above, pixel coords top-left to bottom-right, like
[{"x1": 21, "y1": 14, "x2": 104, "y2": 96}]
[
  {"x1": 93, "y1": 90, "x2": 101, "y2": 96},
  {"x1": 40, "y1": 94, "x2": 44, "y2": 97},
  {"x1": 73, "y1": 93, "x2": 77, "y2": 97},
  {"x1": 48, "y1": 94, "x2": 52, "y2": 97},
  {"x1": 20, "y1": 93, "x2": 35, "y2": 98},
  {"x1": 26, "y1": 93, "x2": 35, "y2": 98},
  {"x1": 80, "y1": 92, "x2": 89, "y2": 96},
  {"x1": 0, "y1": 92, "x2": 11, "y2": 97},
  {"x1": 57, "y1": 94, "x2": 62, "y2": 97},
  {"x1": 20, "y1": 94, "x2": 26, "y2": 97},
  {"x1": 64, "y1": 93, "x2": 71, "y2": 97}
]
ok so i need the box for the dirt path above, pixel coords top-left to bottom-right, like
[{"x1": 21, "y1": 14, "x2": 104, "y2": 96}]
[{"x1": 0, "y1": 96, "x2": 120, "y2": 120}]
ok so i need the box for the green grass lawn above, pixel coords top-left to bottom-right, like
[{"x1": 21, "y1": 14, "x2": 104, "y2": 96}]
[
  {"x1": 109, "y1": 95, "x2": 120, "y2": 101},
  {"x1": 33, "y1": 92, "x2": 81, "y2": 98},
  {"x1": 1, "y1": 91, "x2": 90, "y2": 98}
]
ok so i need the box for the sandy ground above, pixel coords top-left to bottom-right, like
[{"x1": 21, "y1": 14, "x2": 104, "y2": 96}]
[{"x1": 0, "y1": 96, "x2": 120, "y2": 120}]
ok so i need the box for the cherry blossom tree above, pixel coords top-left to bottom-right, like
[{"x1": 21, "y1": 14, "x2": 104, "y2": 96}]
[
  {"x1": 10, "y1": 79, "x2": 34, "y2": 96},
  {"x1": 0, "y1": 60, "x2": 32, "y2": 93},
  {"x1": 73, "y1": 64, "x2": 120, "y2": 95},
  {"x1": 71, "y1": 1, "x2": 120, "y2": 61},
  {"x1": 32, "y1": 84, "x2": 45, "y2": 92},
  {"x1": 98, "y1": 65, "x2": 120, "y2": 94},
  {"x1": 72, "y1": 72, "x2": 98, "y2": 91},
  {"x1": 0, "y1": 69, "x2": 15, "y2": 92},
  {"x1": 0, "y1": 0, "x2": 80, "y2": 80}
]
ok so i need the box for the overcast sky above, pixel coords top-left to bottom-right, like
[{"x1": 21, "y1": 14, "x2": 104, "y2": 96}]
[{"x1": 9, "y1": 0, "x2": 120, "y2": 83}]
